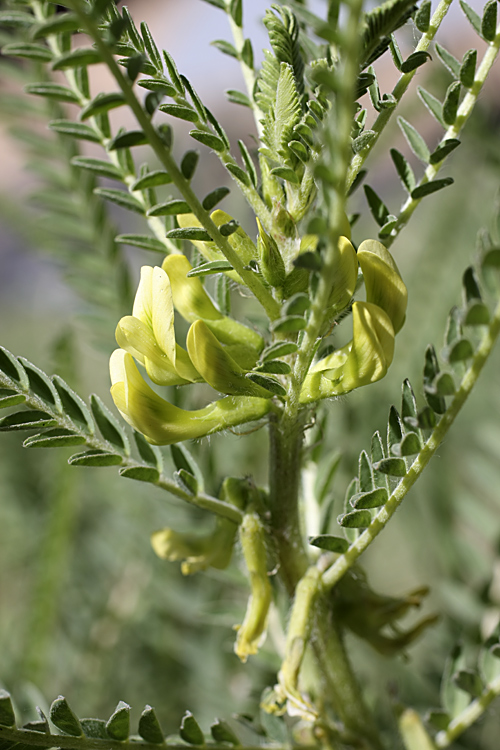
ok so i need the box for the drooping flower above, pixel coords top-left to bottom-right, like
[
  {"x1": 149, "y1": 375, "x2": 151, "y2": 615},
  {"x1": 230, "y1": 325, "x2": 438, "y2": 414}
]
[{"x1": 110, "y1": 350, "x2": 271, "y2": 445}]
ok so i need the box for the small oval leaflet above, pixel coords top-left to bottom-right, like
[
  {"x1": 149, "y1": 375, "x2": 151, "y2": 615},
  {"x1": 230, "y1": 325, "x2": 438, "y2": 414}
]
[
  {"x1": 210, "y1": 719, "x2": 240, "y2": 746},
  {"x1": 23, "y1": 429, "x2": 87, "y2": 449},
  {"x1": 105, "y1": 701, "x2": 130, "y2": 741},
  {"x1": 138, "y1": 705, "x2": 164, "y2": 744},
  {"x1": 107, "y1": 130, "x2": 148, "y2": 150},
  {"x1": 351, "y1": 487, "x2": 389, "y2": 509},
  {"x1": 180, "y1": 711, "x2": 205, "y2": 746},
  {"x1": 90, "y1": 394, "x2": 130, "y2": 454},
  {"x1": 309, "y1": 535, "x2": 349, "y2": 553},
  {"x1": 115, "y1": 234, "x2": 166, "y2": 253},
  {"x1": 338, "y1": 509, "x2": 372, "y2": 528},
  {"x1": 119, "y1": 466, "x2": 160, "y2": 483},
  {"x1": 134, "y1": 430, "x2": 163, "y2": 470},
  {"x1": 68, "y1": 451, "x2": 123, "y2": 467},
  {"x1": 80, "y1": 92, "x2": 127, "y2": 120},
  {"x1": 246, "y1": 373, "x2": 287, "y2": 396},
  {"x1": 0, "y1": 410, "x2": 57, "y2": 432},
  {"x1": 271, "y1": 316, "x2": 307, "y2": 333},
  {"x1": 373, "y1": 458, "x2": 407, "y2": 477},
  {"x1": 261, "y1": 341, "x2": 298, "y2": 361},
  {"x1": 94, "y1": 188, "x2": 145, "y2": 214},
  {"x1": 50, "y1": 696, "x2": 83, "y2": 737},
  {"x1": 148, "y1": 200, "x2": 192, "y2": 217},
  {"x1": 131, "y1": 171, "x2": 172, "y2": 190},
  {"x1": 187, "y1": 260, "x2": 233, "y2": 277}
]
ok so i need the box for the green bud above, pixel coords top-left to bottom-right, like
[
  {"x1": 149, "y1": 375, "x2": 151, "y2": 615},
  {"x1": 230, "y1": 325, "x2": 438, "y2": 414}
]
[
  {"x1": 186, "y1": 321, "x2": 273, "y2": 397},
  {"x1": 151, "y1": 515, "x2": 238, "y2": 575},
  {"x1": 110, "y1": 350, "x2": 271, "y2": 445},
  {"x1": 272, "y1": 203, "x2": 297, "y2": 240},
  {"x1": 256, "y1": 218, "x2": 286, "y2": 288},
  {"x1": 357, "y1": 240, "x2": 407, "y2": 333},
  {"x1": 234, "y1": 512, "x2": 272, "y2": 662}
]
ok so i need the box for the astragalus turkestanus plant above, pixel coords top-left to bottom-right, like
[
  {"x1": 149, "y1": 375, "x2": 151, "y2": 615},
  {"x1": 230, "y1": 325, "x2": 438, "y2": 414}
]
[{"x1": 1, "y1": 0, "x2": 500, "y2": 748}]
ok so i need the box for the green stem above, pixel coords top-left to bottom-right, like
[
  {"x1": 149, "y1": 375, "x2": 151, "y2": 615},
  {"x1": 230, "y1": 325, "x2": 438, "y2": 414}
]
[
  {"x1": 268, "y1": 412, "x2": 309, "y2": 595},
  {"x1": 435, "y1": 675, "x2": 500, "y2": 747},
  {"x1": 0, "y1": 726, "x2": 307, "y2": 750},
  {"x1": 65, "y1": 0, "x2": 280, "y2": 320},
  {"x1": 385, "y1": 21, "x2": 500, "y2": 249},
  {"x1": 346, "y1": 0, "x2": 455, "y2": 193},
  {"x1": 287, "y1": 0, "x2": 364, "y2": 414},
  {"x1": 227, "y1": 11, "x2": 265, "y2": 140},
  {"x1": 312, "y1": 605, "x2": 385, "y2": 750},
  {"x1": 322, "y1": 294, "x2": 500, "y2": 591}
]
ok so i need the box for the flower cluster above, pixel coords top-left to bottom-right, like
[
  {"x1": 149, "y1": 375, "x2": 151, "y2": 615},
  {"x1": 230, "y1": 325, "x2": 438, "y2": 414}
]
[
  {"x1": 109, "y1": 252, "x2": 272, "y2": 445},
  {"x1": 110, "y1": 209, "x2": 407, "y2": 446}
]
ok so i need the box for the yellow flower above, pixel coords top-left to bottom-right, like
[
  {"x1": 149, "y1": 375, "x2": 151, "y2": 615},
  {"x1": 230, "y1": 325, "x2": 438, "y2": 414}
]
[
  {"x1": 110, "y1": 350, "x2": 271, "y2": 445},
  {"x1": 115, "y1": 266, "x2": 200, "y2": 386}
]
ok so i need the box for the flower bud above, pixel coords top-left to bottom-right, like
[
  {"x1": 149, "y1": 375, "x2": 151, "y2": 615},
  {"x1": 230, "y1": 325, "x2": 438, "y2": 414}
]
[
  {"x1": 256, "y1": 218, "x2": 286, "y2": 288},
  {"x1": 234, "y1": 512, "x2": 272, "y2": 662},
  {"x1": 186, "y1": 320, "x2": 273, "y2": 398},
  {"x1": 110, "y1": 350, "x2": 271, "y2": 445},
  {"x1": 357, "y1": 240, "x2": 407, "y2": 333}
]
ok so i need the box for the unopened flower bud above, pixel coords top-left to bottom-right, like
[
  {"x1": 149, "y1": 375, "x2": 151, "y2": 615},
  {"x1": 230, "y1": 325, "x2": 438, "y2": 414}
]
[
  {"x1": 151, "y1": 515, "x2": 238, "y2": 575},
  {"x1": 234, "y1": 512, "x2": 272, "y2": 662},
  {"x1": 256, "y1": 218, "x2": 286, "y2": 288}
]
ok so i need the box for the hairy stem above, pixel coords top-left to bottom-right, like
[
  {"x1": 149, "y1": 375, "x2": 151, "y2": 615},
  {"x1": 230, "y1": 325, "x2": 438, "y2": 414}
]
[
  {"x1": 322, "y1": 293, "x2": 500, "y2": 590},
  {"x1": 385, "y1": 20, "x2": 500, "y2": 249},
  {"x1": 435, "y1": 674, "x2": 500, "y2": 747},
  {"x1": 65, "y1": 0, "x2": 280, "y2": 320},
  {"x1": 346, "y1": 0, "x2": 455, "y2": 192}
]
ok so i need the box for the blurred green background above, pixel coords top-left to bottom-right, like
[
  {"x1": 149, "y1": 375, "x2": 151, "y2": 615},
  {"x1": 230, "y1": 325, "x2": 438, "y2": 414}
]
[{"x1": 0, "y1": 0, "x2": 500, "y2": 746}]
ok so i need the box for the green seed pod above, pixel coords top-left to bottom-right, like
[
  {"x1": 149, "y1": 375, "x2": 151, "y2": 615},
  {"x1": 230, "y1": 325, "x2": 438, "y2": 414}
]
[
  {"x1": 110, "y1": 350, "x2": 271, "y2": 445},
  {"x1": 234, "y1": 511, "x2": 272, "y2": 662},
  {"x1": 357, "y1": 240, "x2": 408, "y2": 333},
  {"x1": 186, "y1": 321, "x2": 273, "y2": 397},
  {"x1": 256, "y1": 218, "x2": 286, "y2": 288}
]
